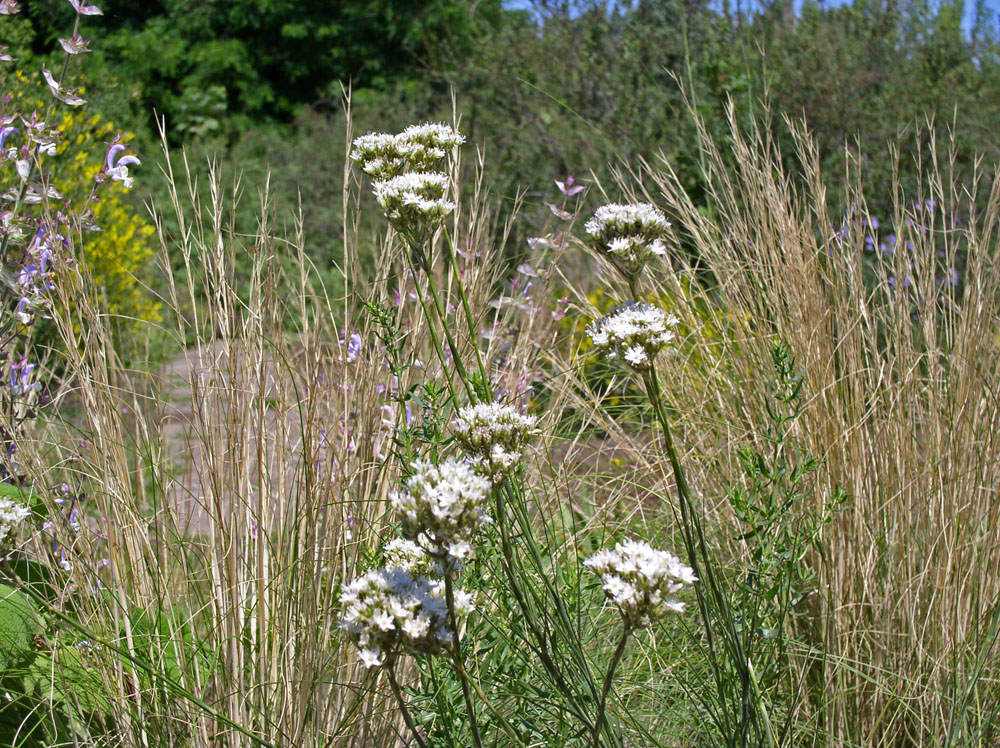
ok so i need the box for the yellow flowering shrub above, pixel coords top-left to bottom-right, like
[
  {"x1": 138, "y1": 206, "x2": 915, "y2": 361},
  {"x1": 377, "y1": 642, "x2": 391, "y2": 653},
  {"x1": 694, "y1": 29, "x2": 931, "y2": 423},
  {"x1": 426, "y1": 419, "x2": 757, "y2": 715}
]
[
  {"x1": 7, "y1": 71, "x2": 160, "y2": 336},
  {"x1": 54, "y1": 111, "x2": 161, "y2": 329}
]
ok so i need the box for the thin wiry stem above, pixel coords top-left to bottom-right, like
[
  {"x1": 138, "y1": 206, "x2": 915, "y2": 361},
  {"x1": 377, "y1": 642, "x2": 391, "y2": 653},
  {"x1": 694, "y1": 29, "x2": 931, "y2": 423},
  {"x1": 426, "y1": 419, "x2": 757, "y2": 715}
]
[
  {"x1": 593, "y1": 624, "x2": 631, "y2": 748},
  {"x1": 386, "y1": 663, "x2": 430, "y2": 748},
  {"x1": 444, "y1": 569, "x2": 483, "y2": 748}
]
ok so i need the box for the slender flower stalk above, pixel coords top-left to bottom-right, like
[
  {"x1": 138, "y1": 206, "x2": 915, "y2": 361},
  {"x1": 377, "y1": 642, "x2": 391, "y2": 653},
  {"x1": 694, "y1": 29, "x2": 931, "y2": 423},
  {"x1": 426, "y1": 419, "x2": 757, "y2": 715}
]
[
  {"x1": 386, "y1": 663, "x2": 430, "y2": 748},
  {"x1": 584, "y1": 539, "x2": 695, "y2": 747},
  {"x1": 444, "y1": 568, "x2": 483, "y2": 748},
  {"x1": 593, "y1": 627, "x2": 630, "y2": 748}
]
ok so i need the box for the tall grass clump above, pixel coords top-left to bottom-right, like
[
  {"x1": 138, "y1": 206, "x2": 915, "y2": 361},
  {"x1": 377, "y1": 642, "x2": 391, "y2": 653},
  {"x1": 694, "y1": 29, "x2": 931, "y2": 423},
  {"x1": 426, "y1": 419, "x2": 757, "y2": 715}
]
[{"x1": 551, "y1": 98, "x2": 1000, "y2": 746}]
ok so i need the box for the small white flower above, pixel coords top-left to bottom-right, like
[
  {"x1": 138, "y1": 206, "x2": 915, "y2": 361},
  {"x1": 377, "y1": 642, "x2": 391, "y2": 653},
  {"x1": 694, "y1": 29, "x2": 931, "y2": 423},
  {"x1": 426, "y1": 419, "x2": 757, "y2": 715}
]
[
  {"x1": 585, "y1": 203, "x2": 670, "y2": 277},
  {"x1": 623, "y1": 345, "x2": 647, "y2": 367},
  {"x1": 359, "y1": 647, "x2": 383, "y2": 668},
  {"x1": 587, "y1": 302, "x2": 680, "y2": 371},
  {"x1": 453, "y1": 402, "x2": 539, "y2": 479},
  {"x1": 351, "y1": 123, "x2": 463, "y2": 179},
  {"x1": 0, "y1": 496, "x2": 30, "y2": 544},
  {"x1": 390, "y1": 458, "x2": 492, "y2": 561},
  {"x1": 447, "y1": 540, "x2": 472, "y2": 560},
  {"x1": 584, "y1": 539, "x2": 696, "y2": 628}
]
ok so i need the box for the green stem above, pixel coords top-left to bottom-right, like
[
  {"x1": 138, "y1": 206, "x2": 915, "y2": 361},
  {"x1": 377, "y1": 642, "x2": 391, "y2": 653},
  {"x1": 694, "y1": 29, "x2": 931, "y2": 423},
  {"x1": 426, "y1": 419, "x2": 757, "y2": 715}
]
[
  {"x1": 442, "y1": 225, "x2": 491, "y2": 397},
  {"x1": 641, "y1": 366, "x2": 735, "y2": 738},
  {"x1": 403, "y1": 248, "x2": 469, "y2": 403},
  {"x1": 493, "y1": 483, "x2": 596, "y2": 731},
  {"x1": 386, "y1": 663, "x2": 430, "y2": 748},
  {"x1": 423, "y1": 266, "x2": 478, "y2": 398},
  {"x1": 593, "y1": 625, "x2": 631, "y2": 748},
  {"x1": 444, "y1": 569, "x2": 483, "y2": 748}
]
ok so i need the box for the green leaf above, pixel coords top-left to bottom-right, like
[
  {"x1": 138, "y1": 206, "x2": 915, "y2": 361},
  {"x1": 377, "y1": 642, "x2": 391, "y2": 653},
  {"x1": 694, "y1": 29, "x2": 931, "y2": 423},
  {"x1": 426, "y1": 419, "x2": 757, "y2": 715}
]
[{"x1": 0, "y1": 584, "x2": 38, "y2": 672}]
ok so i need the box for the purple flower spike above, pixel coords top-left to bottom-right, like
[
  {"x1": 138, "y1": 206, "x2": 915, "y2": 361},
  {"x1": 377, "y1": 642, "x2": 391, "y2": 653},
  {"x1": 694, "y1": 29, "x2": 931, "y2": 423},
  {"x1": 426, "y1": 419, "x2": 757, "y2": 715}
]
[{"x1": 555, "y1": 175, "x2": 586, "y2": 196}]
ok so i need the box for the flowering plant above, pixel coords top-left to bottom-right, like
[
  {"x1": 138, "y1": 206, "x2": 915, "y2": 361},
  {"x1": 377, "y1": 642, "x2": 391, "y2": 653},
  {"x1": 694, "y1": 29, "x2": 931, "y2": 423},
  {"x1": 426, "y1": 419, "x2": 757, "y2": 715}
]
[{"x1": 587, "y1": 301, "x2": 679, "y2": 370}]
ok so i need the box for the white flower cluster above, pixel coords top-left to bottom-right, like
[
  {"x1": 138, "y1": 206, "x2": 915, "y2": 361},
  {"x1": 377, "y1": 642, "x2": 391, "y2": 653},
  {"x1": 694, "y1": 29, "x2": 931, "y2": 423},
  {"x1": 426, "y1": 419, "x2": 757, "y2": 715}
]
[
  {"x1": 340, "y1": 564, "x2": 473, "y2": 669},
  {"x1": 585, "y1": 203, "x2": 670, "y2": 277},
  {"x1": 453, "y1": 402, "x2": 539, "y2": 479},
  {"x1": 584, "y1": 539, "x2": 696, "y2": 628},
  {"x1": 0, "y1": 496, "x2": 29, "y2": 544},
  {"x1": 390, "y1": 458, "x2": 492, "y2": 561},
  {"x1": 587, "y1": 302, "x2": 679, "y2": 370},
  {"x1": 351, "y1": 123, "x2": 464, "y2": 249},
  {"x1": 351, "y1": 123, "x2": 464, "y2": 179},
  {"x1": 373, "y1": 172, "x2": 456, "y2": 223},
  {"x1": 383, "y1": 537, "x2": 444, "y2": 578}
]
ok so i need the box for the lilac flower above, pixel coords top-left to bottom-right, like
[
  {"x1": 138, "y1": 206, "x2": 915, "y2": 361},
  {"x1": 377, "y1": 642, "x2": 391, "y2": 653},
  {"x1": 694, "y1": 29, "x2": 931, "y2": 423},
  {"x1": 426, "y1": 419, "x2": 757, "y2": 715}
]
[
  {"x1": 101, "y1": 140, "x2": 140, "y2": 189},
  {"x1": 69, "y1": 0, "x2": 103, "y2": 14},
  {"x1": 41, "y1": 67, "x2": 87, "y2": 107},
  {"x1": 340, "y1": 331, "x2": 362, "y2": 363},
  {"x1": 546, "y1": 202, "x2": 572, "y2": 220},
  {"x1": 9, "y1": 357, "x2": 41, "y2": 397},
  {"x1": 14, "y1": 297, "x2": 31, "y2": 324},
  {"x1": 555, "y1": 174, "x2": 586, "y2": 196},
  {"x1": 0, "y1": 0, "x2": 20, "y2": 14},
  {"x1": 58, "y1": 35, "x2": 91, "y2": 55},
  {"x1": 527, "y1": 235, "x2": 566, "y2": 251}
]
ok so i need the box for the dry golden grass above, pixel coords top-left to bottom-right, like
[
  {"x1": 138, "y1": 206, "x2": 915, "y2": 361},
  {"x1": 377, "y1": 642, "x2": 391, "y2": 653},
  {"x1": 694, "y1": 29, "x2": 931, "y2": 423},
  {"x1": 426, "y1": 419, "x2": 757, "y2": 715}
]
[{"x1": 555, "y1": 100, "x2": 1000, "y2": 746}]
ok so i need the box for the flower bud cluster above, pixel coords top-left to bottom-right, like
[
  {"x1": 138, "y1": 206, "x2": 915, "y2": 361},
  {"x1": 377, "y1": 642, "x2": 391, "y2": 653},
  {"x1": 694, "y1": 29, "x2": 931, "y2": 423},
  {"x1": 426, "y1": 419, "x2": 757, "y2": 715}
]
[
  {"x1": 584, "y1": 539, "x2": 696, "y2": 628},
  {"x1": 390, "y1": 458, "x2": 492, "y2": 561},
  {"x1": 453, "y1": 402, "x2": 538, "y2": 479},
  {"x1": 383, "y1": 537, "x2": 444, "y2": 577},
  {"x1": 0, "y1": 495, "x2": 29, "y2": 544},
  {"x1": 585, "y1": 203, "x2": 670, "y2": 278},
  {"x1": 587, "y1": 301, "x2": 679, "y2": 370},
  {"x1": 340, "y1": 564, "x2": 471, "y2": 669}
]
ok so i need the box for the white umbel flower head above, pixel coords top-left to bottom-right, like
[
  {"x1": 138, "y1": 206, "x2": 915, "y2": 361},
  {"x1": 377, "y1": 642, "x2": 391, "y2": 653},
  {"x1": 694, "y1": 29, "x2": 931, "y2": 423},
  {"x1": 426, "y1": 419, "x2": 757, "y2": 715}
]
[
  {"x1": 453, "y1": 402, "x2": 539, "y2": 479},
  {"x1": 373, "y1": 171, "x2": 455, "y2": 225},
  {"x1": 587, "y1": 301, "x2": 679, "y2": 371},
  {"x1": 585, "y1": 203, "x2": 670, "y2": 278},
  {"x1": 0, "y1": 496, "x2": 29, "y2": 544},
  {"x1": 340, "y1": 565, "x2": 469, "y2": 668},
  {"x1": 584, "y1": 539, "x2": 696, "y2": 629},
  {"x1": 351, "y1": 123, "x2": 464, "y2": 179},
  {"x1": 391, "y1": 458, "x2": 492, "y2": 561}
]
